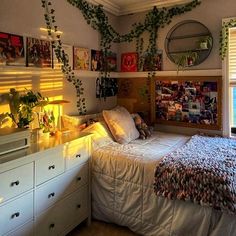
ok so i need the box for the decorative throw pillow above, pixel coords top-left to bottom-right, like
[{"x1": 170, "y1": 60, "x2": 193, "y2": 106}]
[
  {"x1": 103, "y1": 106, "x2": 139, "y2": 144},
  {"x1": 132, "y1": 113, "x2": 152, "y2": 140},
  {"x1": 82, "y1": 121, "x2": 114, "y2": 150}
]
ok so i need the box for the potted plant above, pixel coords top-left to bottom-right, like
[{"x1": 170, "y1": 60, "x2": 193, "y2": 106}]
[
  {"x1": 173, "y1": 51, "x2": 199, "y2": 72},
  {"x1": 197, "y1": 36, "x2": 213, "y2": 50},
  {"x1": 6, "y1": 88, "x2": 48, "y2": 128}
]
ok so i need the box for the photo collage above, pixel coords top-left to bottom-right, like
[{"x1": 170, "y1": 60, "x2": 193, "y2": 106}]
[{"x1": 155, "y1": 80, "x2": 218, "y2": 126}]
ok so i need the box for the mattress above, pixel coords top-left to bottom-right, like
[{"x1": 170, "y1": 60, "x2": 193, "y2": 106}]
[{"x1": 91, "y1": 131, "x2": 236, "y2": 236}]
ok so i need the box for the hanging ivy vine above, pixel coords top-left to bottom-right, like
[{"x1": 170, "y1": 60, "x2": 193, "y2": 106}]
[
  {"x1": 41, "y1": 0, "x2": 201, "y2": 114},
  {"x1": 41, "y1": 0, "x2": 86, "y2": 115},
  {"x1": 220, "y1": 19, "x2": 236, "y2": 60}
]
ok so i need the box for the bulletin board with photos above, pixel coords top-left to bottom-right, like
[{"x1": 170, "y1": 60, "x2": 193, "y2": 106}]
[{"x1": 151, "y1": 76, "x2": 222, "y2": 130}]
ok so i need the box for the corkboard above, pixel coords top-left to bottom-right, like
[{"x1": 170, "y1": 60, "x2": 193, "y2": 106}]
[
  {"x1": 150, "y1": 76, "x2": 222, "y2": 130},
  {"x1": 117, "y1": 77, "x2": 151, "y2": 122}
]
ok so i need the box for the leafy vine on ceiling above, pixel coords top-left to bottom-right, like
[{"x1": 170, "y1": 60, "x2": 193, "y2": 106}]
[{"x1": 41, "y1": 0, "x2": 201, "y2": 114}]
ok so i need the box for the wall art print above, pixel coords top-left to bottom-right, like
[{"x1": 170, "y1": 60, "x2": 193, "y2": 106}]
[
  {"x1": 106, "y1": 51, "x2": 117, "y2": 72},
  {"x1": 73, "y1": 47, "x2": 89, "y2": 70},
  {"x1": 96, "y1": 77, "x2": 118, "y2": 98},
  {"x1": 0, "y1": 32, "x2": 24, "y2": 66},
  {"x1": 53, "y1": 44, "x2": 73, "y2": 69},
  {"x1": 91, "y1": 49, "x2": 103, "y2": 71},
  {"x1": 142, "y1": 50, "x2": 162, "y2": 71},
  {"x1": 154, "y1": 78, "x2": 221, "y2": 129},
  {"x1": 26, "y1": 37, "x2": 51, "y2": 68},
  {"x1": 121, "y1": 52, "x2": 138, "y2": 72}
]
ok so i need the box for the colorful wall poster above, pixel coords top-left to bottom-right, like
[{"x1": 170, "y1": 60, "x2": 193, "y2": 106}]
[
  {"x1": 143, "y1": 51, "x2": 162, "y2": 71},
  {"x1": 0, "y1": 32, "x2": 24, "y2": 66},
  {"x1": 73, "y1": 47, "x2": 89, "y2": 70},
  {"x1": 26, "y1": 37, "x2": 51, "y2": 68},
  {"x1": 96, "y1": 77, "x2": 118, "y2": 98},
  {"x1": 91, "y1": 49, "x2": 103, "y2": 71},
  {"x1": 121, "y1": 52, "x2": 138, "y2": 72},
  {"x1": 106, "y1": 51, "x2": 117, "y2": 72}
]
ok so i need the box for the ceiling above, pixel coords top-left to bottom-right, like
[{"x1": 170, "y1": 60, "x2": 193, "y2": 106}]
[{"x1": 87, "y1": 0, "x2": 193, "y2": 16}]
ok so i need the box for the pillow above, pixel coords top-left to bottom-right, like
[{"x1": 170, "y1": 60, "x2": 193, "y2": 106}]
[
  {"x1": 103, "y1": 106, "x2": 139, "y2": 144},
  {"x1": 81, "y1": 121, "x2": 114, "y2": 150},
  {"x1": 132, "y1": 113, "x2": 152, "y2": 140}
]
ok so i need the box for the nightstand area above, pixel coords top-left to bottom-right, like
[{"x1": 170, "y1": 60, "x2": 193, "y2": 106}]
[{"x1": 0, "y1": 131, "x2": 92, "y2": 236}]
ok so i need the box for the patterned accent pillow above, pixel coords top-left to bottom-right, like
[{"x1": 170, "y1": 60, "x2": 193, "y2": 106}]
[
  {"x1": 103, "y1": 106, "x2": 139, "y2": 144},
  {"x1": 132, "y1": 113, "x2": 152, "y2": 140}
]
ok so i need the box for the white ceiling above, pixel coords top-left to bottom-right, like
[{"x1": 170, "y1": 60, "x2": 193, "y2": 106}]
[{"x1": 88, "y1": 0, "x2": 193, "y2": 16}]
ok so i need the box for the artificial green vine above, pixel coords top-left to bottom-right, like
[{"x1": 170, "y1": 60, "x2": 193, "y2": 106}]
[
  {"x1": 41, "y1": 0, "x2": 201, "y2": 113},
  {"x1": 67, "y1": 0, "x2": 201, "y2": 72},
  {"x1": 220, "y1": 18, "x2": 236, "y2": 60},
  {"x1": 41, "y1": 0, "x2": 86, "y2": 115}
]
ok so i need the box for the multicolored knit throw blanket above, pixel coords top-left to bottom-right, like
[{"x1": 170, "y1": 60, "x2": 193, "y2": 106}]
[{"x1": 154, "y1": 135, "x2": 236, "y2": 215}]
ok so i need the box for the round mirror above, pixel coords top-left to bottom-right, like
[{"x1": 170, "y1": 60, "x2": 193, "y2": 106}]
[{"x1": 165, "y1": 20, "x2": 213, "y2": 68}]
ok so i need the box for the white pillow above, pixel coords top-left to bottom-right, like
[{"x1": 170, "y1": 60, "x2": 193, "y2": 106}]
[
  {"x1": 102, "y1": 106, "x2": 139, "y2": 144},
  {"x1": 82, "y1": 121, "x2": 114, "y2": 150}
]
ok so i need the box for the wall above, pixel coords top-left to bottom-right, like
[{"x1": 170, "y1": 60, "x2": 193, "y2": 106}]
[
  {"x1": 117, "y1": 0, "x2": 236, "y2": 71},
  {"x1": 0, "y1": 0, "x2": 118, "y2": 115}
]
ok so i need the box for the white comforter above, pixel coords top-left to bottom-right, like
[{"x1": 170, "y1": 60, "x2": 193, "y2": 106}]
[{"x1": 91, "y1": 132, "x2": 236, "y2": 236}]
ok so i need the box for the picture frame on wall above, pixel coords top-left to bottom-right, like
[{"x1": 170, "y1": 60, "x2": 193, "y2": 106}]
[
  {"x1": 0, "y1": 32, "x2": 25, "y2": 66},
  {"x1": 52, "y1": 44, "x2": 73, "y2": 69},
  {"x1": 91, "y1": 49, "x2": 103, "y2": 71},
  {"x1": 106, "y1": 51, "x2": 117, "y2": 72},
  {"x1": 142, "y1": 50, "x2": 162, "y2": 71},
  {"x1": 152, "y1": 76, "x2": 222, "y2": 130},
  {"x1": 121, "y1": 52, "x2": 138, "y2": 72},
  {"x1": 73, "y1": 47, "x2": 89, "y2": 70},
  {"x1": 26, "y1": 37, "x2": 52, "y2": 68}
]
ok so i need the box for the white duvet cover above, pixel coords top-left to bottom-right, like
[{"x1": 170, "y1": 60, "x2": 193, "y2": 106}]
[{"x1": 91, "y1": 131, "x2": 236, "y2": 236}]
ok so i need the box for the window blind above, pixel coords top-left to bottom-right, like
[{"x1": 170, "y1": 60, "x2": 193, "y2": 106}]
[{"x1": 229, "y1": 28, "x2": 236, "y2": 85}]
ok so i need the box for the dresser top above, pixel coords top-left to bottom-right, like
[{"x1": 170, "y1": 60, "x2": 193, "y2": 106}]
[{"x1": 0, "y1": 131, "x2": 92, "y2": 170}]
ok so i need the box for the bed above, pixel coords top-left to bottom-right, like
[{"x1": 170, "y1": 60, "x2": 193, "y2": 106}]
[{"x1": 64, "y1": 111, "x2": 236, "y2": 236}]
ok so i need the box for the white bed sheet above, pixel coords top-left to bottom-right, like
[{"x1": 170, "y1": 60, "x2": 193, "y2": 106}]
[{"x1": 91, "y1": 131, "x2": 236, "y2": 236}]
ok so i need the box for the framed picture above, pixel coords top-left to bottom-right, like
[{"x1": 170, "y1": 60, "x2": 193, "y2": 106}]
[
  {"x1": 52, "y1": 44, "x2": 73, "y2": 69},
  {"x1": 121, "y1": 52, "x2": 138, "y2": 72},
  {"x1": 91, "y1": 49, "x2": 103, "y2": 71},
  {"x1": 0, "y1": 32, "x2": 25, "y2": 66},
  {"x1": 106, "y1": 51, "x2": 117, "y2": 72},
  {"x1": 142, "y1": 50, "x2": 162, "y2": 71},
  {"x1": 26, "y1": 37, "x2": 52, "y2": 68},
  {"x1": 73, "y1": 47, "x2": 89, "y2": 70},
  {"x1": 151, "y1": 76, "x2": 222, "y2": 130},
  {"x1": 96, "y1": 77, "x2": 118, "y2": 98}
]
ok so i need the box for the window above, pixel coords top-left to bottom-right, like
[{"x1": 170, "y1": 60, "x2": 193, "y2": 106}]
[{"x1": 229, "y1": 27, "x2": 236, "y2": 135}]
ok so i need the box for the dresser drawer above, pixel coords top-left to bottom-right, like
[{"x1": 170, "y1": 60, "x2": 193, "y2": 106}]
[
  {"x1": 35, "y1": 147, "x2": 65, "y2": 186},
  {"x1": 65, "y1": 138, "x2": 89, "y2": 170},
  {"x1": 0, "y1": 163, "x2": 33, "y2": 203},
  {"x1": 35, "y1": 185, "x2": 88, "y2": 236},
  {"x1": 6, "y1": 221, "x2": 34, "y2": 236},
  {"x1": 35, "y1": 163, "x2": 88, "y2": 215},
  {"x1": 0, "y1": 192, "x2": 33, "y2": 235}
]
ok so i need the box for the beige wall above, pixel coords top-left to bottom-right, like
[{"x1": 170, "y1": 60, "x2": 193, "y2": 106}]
[
  {"x1": 0, "y1": 0, "x2": 118, "y2": 115},
  {"x1": 118, "y1": 0, "x2": 236, "y2": 71}
]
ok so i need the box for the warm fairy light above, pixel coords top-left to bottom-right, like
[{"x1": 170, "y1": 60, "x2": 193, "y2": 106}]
[{"x1": 40, "y1": 27, "x2": 63, "y2": 34}]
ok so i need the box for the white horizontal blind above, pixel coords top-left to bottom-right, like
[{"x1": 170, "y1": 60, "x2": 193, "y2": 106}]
[{"x1": 229, "y1": 28, "x2": 236, "y2": 86}]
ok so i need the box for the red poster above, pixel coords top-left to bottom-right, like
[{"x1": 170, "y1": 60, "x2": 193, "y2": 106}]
[
  {"x1": 0, "y1": 32, "x2": 25, "y2": 66},
  {"x1": 121, "y1": 52, "x2": 138, "y2": 72}
]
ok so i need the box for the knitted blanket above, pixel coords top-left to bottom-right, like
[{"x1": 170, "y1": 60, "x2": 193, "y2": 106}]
[{"x1": 154, "y1": 135, "x2": 236, "y2": 215}]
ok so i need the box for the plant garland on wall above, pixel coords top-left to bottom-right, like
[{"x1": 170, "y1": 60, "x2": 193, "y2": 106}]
[
  {"x1": 41, "y1": 0, "x2": 86, "y2": 115},
  {"x1": 220, "y1": 18, "x2": 236, "y2": 60},
  {"x1": 41, "y1": 0, "x2": 201, "y2": 114}
]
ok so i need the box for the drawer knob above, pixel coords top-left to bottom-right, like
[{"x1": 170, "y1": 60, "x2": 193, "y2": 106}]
[
  {"x1": 76, "y1": 154, "x2": 81, "y2": 158},
  {"x1": 77, "y1": 204, "x2": 81, "y2": 209},
  {"x1": 48, "y1": 192, "x2": 55, "y2": 199},
  {"x1": 11, "y1": 212, "x2": 20, "y2": 219},
  {"x1": 49, "y1": 223, "x2": 55, "y2": 229},
  {"x1": 48, "y1": 165, "x2": 55, "y2": 170},
  {"x1": 77, "y1": 177, "x2": 81, "y2": 181},
  {"x1": 11, "y1": 181, "x2": 20, "y2": 187}
]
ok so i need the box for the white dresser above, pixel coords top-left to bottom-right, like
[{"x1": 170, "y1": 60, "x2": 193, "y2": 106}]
[{"x1": 0, "y1": 131, "x2": 92, "y2": 236}]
